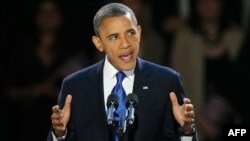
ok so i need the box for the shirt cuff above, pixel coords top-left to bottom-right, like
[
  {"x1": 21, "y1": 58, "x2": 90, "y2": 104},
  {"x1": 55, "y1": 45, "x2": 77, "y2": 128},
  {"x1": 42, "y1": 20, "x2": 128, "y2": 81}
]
[{"x1": 181, "y1": 136, "x2": 193, "y2": 141}]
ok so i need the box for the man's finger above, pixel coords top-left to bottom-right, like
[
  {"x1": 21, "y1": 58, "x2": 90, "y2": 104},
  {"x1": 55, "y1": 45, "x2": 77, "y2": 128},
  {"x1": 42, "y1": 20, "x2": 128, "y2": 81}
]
[
  {"x1": 52, "y1": 120, "x2": 64, "y2": 126},
  {"x1": 184, "y1": 111, "x2": 195, "y2": 118},
  {"x1": 183, "y1": 98, "x2": 191, "y2": 104},
  {"x1": 170, "y1": 92, "x2": 179, "y2": 106},
  {"x1": 184, "y1": 118, "x2": 195, "y2": 124},
  {"x1": 52, "y1": 105, "x2": 60, "y2": 113},
  {"x1": 184, "y1": 104, "x2": 194, "y2": 112},
  {"x1": 51, "y1": 113, "x2": 63, "y2": 120},
  {"x1": 63, "y1": 94, "x2": 72, "y2": 110}
]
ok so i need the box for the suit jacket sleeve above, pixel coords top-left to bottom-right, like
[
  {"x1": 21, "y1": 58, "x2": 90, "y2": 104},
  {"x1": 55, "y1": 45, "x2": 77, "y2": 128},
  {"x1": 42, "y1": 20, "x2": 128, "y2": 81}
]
[
  {"x1": 161, "y1": 72, "x2": 183, "y2": 141},
  {"x1": 47, "y1": 78, "x2": 76, "y2": 141},
  {"x1": 162, "y1": 72, "x2": 198, "y2": 141}
]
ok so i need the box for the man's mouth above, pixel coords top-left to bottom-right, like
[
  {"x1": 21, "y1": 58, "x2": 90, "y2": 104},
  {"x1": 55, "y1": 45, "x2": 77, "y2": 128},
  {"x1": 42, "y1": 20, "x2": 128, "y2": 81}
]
[{"x1": 119, "y1": 52, "x2": 133, "y2": 63}]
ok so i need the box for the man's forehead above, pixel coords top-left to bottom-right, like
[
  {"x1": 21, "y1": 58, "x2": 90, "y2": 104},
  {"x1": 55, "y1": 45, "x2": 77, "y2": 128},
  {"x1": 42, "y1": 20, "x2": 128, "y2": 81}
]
[{"x1": 102, "y1": 13, "x2": 132, "y2": 22}]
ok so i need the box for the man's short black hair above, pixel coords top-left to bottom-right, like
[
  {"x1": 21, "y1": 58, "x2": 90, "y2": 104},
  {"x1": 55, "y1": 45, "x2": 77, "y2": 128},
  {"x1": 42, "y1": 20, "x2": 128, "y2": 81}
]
[{"x1": 93, "y1": 3, "x2": 138, "y2": 36}]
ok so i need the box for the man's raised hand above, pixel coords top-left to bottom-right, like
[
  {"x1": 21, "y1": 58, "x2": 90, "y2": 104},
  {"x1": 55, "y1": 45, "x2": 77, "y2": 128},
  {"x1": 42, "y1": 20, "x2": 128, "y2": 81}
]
[
  {"x1": 170, "y1": 92, "x2": 195, "y2": 134},
  {"x1": 51, "y1": 94, "x2": 72, "y2": 137}
]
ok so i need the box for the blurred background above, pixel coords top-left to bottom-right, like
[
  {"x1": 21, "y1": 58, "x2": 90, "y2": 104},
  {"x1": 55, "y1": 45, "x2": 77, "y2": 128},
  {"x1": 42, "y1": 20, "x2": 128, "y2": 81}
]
[{"x1": 0, "y1": 0, "x2": 249, "y2": 141}]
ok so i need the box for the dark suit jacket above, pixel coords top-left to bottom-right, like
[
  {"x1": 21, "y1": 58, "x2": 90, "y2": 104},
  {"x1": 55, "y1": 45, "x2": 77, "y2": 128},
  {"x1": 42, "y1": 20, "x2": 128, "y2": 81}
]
[{"x1": 47, "y1": 58, "x2": 197, "y2": 141}]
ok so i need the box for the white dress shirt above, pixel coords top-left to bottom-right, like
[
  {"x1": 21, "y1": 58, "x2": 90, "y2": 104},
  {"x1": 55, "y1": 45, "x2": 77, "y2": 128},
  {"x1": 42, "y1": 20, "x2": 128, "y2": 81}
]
[
  {"x1": 103, "y1": 56, "x2": 135, "y2": 110},
  {"x1": 52, "y1": 56, "x2": 192, "y2": 141}
]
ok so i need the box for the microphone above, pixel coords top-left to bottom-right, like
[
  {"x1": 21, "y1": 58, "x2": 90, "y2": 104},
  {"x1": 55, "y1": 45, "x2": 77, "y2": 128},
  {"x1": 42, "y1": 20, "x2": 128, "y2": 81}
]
[
  {"x1": 106, "y1": 94, "x2": 119, "y2": 126},
  {"x1": 126, "y1": 93, "x2": 138, "y2": 126}
]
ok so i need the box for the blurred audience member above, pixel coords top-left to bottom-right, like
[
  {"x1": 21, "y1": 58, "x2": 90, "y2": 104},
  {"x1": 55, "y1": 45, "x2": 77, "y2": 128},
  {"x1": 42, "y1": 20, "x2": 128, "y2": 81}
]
[
  {"x1": 170, "y1": 0, "x2": 243, "y2": 140},
  {"x1": 151, "y1": 0, "x2": 187, "y2": 65},
  {"x1": 121, "y1": 0, "x2": 166, "y2": 65},
  {"x1": 4, "y1": 0, "x2": 89, "y2": 140}
]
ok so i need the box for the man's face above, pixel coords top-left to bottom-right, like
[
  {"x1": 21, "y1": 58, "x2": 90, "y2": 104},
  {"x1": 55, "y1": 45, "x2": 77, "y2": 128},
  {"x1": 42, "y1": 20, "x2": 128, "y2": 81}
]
[{"x1": 92, "y1": 14, "x2": 141, "y2": 71}]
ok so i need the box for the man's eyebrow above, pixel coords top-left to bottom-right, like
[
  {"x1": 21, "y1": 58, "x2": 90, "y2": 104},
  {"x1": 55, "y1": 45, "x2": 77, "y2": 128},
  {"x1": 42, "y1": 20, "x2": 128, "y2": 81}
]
[
  {"x1": 126, "y1": 28, "x2": 135, "y2": 33},
  {"x1": 107, "y1": 33, "x2": 119, "y2": 39},
  {"x1": 105, "y1": 28, "x2": 135, "y2": 39}
]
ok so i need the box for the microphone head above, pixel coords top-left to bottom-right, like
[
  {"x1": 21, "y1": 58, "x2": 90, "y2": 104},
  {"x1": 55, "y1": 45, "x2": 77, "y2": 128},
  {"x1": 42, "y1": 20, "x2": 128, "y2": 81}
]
[
  {"x1": 126, "y1": 93, "x2": 138, "y2": 108},
  {"x1": 107, "y1": 94, "x2": 119, "y2": 109}
]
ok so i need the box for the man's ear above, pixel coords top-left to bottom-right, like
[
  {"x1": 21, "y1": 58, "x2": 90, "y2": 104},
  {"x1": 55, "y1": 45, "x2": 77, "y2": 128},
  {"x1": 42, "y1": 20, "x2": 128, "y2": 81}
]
[
  {"x1": 92, "y1": 36, "x2": 104, "y2": 52},
  {"x1": 137, "y1": 25, "x2": 142, "y2": 42}
]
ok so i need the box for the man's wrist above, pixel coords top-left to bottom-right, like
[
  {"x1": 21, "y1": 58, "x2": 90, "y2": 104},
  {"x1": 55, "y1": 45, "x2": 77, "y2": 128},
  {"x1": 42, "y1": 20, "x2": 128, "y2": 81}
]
[
  {"x1": 52, "y1": 128, "x2": 67, "y2": 137},
  {"x1": 179, "y1": 124, "x2": 196, "y2": 136}
]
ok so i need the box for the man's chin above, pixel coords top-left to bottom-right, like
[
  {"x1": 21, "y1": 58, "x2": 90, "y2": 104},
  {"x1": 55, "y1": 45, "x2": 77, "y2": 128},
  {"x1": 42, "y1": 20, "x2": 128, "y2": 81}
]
[{"x1": 118, "y1": 63, "x2": 136, "y2": 71}]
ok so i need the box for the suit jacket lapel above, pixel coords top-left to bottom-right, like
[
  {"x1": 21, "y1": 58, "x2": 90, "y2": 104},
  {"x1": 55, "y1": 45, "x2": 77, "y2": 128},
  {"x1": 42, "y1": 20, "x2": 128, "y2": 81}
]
[
  {"x1": 86, "y1": 59, "x2": 109, "y2": 140},
  {"x1": 133, "y1": 58, "x2": 151, "y2": 95},
  {"x1": 128, "y1": 58, "x2": 152, "y2": 140}
]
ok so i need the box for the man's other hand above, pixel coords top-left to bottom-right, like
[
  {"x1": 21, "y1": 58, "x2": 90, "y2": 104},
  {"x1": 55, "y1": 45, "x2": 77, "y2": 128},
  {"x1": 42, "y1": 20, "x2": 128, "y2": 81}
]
[
  {"x1": 170, "y1": 92, "x2": 195, "y2": 134},
  {"x1": 51, "y1": 94, "x2": 72, "y2": 137}
]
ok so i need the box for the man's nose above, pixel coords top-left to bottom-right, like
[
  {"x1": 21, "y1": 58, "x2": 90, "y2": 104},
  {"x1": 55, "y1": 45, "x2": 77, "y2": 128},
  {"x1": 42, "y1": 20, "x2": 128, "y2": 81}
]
[{"x1": 120, "y1": 36, "x2": 130, "y2": 49}]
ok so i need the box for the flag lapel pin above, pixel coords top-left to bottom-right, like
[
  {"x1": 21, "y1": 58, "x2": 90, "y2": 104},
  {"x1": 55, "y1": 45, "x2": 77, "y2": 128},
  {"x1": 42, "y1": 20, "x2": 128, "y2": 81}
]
[{"x1": 142, "y1": 86, "x2": 149, "y2": 90}]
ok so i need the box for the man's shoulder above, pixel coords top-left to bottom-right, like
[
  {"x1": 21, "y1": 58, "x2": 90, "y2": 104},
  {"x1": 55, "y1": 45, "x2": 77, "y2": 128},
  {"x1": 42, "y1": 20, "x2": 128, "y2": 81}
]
[{"x1": 139, "y1": 59, "x2": 179, "y2": 76}]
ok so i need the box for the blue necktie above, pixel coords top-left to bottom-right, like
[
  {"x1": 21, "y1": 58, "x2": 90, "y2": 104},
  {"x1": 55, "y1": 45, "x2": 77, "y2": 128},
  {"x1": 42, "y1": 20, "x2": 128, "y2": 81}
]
[{"x1": 111, "y1": 72, "x2": 126, "y2": 141}]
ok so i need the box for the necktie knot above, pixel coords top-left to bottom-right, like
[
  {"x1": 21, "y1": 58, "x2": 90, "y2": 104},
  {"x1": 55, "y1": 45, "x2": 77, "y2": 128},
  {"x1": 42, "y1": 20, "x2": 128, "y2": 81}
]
[{"x1": 116, "y1": 72, "x2": 126, "y2": 84}]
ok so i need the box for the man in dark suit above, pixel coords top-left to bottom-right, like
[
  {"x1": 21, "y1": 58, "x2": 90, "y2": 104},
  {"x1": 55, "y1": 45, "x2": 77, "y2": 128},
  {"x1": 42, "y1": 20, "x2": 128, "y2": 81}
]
[{"x1": 48, "y1": 3, "x2": 197, "y2": 141}]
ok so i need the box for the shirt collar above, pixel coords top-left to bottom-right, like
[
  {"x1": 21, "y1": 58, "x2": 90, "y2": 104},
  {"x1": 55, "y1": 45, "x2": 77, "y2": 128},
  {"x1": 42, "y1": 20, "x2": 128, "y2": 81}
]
[{"x1": 103, "y1": 56, "x2": 135, "y2": 80}]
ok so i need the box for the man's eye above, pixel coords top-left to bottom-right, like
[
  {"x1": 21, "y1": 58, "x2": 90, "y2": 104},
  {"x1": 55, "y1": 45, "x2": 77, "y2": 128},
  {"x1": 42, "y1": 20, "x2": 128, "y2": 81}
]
[
  {"x1": 109, "y1": 35, "x2": 118, "y2": 40},
  {"x1": 128, "y1": 30, "x2": 136, "y2": 36}
]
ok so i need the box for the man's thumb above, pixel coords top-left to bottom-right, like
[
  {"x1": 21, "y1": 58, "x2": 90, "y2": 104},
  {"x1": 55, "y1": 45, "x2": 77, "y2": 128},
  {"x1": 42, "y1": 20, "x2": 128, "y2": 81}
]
[
  {"x1": 64, "y1": 94, "x2": 72, "y2": 111},
  {"x1": 170, "y1": 92, "x2": 179, "y2": 107}
]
